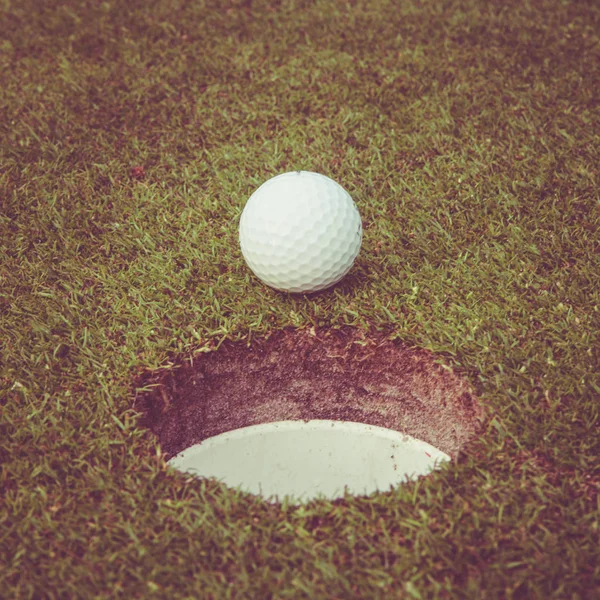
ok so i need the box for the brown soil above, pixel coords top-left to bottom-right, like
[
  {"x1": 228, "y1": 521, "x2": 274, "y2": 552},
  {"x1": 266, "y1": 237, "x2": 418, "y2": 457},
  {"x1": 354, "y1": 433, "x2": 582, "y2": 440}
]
[{"x1": 134, "y1": 326, "x2": 485, "y2": 460}]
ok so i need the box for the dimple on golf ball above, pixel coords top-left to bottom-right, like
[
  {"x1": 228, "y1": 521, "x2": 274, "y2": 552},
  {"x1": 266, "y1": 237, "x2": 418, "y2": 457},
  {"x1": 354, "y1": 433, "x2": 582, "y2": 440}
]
[{"x1": 239, "y1": 171, "x2": 363, "y2": 293}]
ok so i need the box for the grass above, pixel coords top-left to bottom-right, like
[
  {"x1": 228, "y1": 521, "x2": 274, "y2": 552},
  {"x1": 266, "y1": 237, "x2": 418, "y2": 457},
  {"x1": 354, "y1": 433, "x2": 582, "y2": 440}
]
[{"x1": 1, "y1": 0, "x2": 599, "y2": 597}]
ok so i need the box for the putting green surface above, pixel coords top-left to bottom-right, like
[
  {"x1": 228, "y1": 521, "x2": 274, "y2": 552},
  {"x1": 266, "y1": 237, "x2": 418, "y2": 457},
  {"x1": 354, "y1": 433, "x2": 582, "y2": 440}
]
[{"x1": 1, "y1": 0, "x2": 599, "y2": 597}]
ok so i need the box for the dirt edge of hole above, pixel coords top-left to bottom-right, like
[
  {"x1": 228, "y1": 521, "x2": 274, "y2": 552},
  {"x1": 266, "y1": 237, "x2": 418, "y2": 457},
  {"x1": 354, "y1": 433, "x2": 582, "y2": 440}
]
[{"x1": 133, "y1": 326, "x2": 486, "y2": 460}]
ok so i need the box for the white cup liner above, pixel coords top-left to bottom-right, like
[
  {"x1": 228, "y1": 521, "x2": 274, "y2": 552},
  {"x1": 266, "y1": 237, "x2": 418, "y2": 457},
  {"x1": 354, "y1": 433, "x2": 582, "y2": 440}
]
[{"x1": 167, "y1": 420, "x2": 450, "y2": 503}]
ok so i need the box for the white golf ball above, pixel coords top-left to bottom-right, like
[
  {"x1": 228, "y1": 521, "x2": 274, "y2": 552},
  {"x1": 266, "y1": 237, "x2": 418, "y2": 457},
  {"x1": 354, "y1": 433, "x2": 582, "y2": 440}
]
[{"x1": 239, "y1": 171, "x2": 362, "y2": 293}]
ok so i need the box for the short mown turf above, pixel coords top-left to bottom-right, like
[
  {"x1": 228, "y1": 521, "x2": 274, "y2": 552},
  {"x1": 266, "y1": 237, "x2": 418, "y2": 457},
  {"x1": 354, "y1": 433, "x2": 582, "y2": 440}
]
[{"x1": 1, "y1": 0, "x2": 599, "y2": 597}]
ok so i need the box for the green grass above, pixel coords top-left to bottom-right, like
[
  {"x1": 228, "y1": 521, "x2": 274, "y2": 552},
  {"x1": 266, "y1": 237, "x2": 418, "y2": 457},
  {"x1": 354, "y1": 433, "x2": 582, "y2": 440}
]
[{"x1": 1, "y1": 0, "x2": 599, "y2": 597}]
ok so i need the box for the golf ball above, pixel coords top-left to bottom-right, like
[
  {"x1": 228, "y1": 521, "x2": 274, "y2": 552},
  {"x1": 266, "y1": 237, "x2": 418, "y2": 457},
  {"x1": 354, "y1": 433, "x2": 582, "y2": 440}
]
[{"x1": 239, "y1": 171, "x2": 362, "y2": 293}]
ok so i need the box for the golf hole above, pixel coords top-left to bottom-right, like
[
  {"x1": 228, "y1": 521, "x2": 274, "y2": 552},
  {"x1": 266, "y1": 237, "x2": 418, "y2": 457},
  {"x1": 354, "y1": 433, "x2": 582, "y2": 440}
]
[
  {"x1": 135, "y1": 327, "x2": 485, "y2": 503},
  {"x1": 168, "y1": 420, "x2": 450, "y2": 502}
]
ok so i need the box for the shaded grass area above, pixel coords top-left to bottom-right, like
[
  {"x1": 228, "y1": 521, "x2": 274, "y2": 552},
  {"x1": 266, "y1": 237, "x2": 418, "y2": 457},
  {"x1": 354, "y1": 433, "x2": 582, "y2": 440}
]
[{"x1": 1, "y1": 0, "x2": 599, "y2": 597}]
